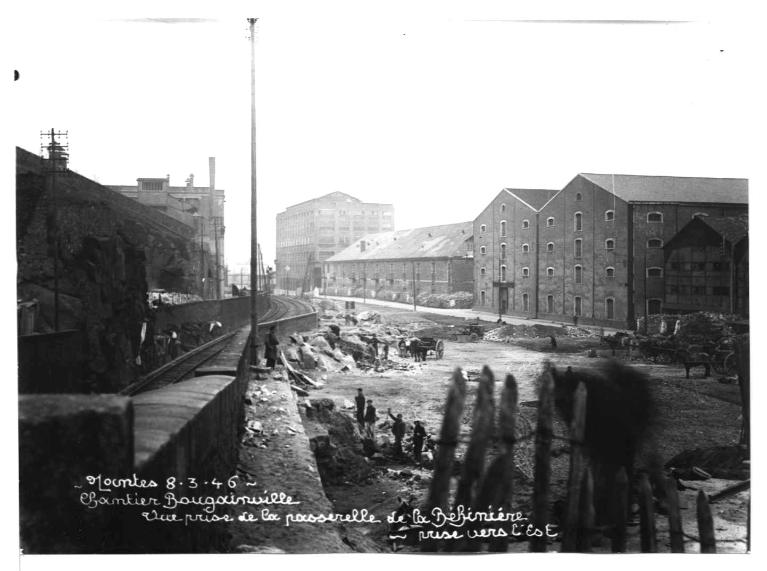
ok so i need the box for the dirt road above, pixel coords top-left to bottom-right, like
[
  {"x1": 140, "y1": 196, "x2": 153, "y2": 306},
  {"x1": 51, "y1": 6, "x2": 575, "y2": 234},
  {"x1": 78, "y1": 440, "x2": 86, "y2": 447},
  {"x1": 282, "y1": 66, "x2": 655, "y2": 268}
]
[{"x1": 307, "y1": 301, "x2": 748, "y2": 553}]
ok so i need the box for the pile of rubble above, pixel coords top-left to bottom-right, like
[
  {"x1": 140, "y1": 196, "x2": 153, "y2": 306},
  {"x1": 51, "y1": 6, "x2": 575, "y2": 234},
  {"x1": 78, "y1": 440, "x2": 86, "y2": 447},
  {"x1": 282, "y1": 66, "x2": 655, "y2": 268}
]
[
  {"x1": 483, "y1": 323, "x2": 592, "y2": 343},
  {"x1": 262, "y1": 310, "x2": 430, "y2": 394}
]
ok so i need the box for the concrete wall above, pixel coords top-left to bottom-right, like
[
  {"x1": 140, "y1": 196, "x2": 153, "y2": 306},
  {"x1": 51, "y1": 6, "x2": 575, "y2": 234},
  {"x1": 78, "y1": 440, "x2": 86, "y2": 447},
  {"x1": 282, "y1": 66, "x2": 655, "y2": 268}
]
[
  {"x1": 18, "y1": 330, "x2": 86, "y2": 394},
  {"x1": 18, "y1": 327, "x2": 253, "y2": 554},
  {"x1": 19, "y1": 394, "x2": 134, "y2": 553},
  {"x1": 17, "y1": 305, "x2": 320, "y2": 553}
]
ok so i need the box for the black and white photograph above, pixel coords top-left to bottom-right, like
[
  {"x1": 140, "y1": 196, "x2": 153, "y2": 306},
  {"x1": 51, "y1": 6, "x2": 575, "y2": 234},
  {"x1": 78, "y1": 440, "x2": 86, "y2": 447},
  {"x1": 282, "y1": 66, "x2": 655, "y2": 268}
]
[{"x1": 7, "y1": 0, "x2": 761, "y2": 564}]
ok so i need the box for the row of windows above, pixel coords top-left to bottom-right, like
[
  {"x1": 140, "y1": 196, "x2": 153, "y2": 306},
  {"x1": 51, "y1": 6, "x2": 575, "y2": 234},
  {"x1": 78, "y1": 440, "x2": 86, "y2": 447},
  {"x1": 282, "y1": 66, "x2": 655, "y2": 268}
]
[
  {"x1": 480, "y1": 265, "x2": 663, "y2": 280},
  {"x1": 479, "y1": 238, "x2": 663, "y2": 256},
  {"x1": 668, "y1": 261, "x2": 731, "y2": 272},
  {"x1": 479, "y1": 211, "x2": 667, "y2": 236},
  {"x1": 668, "y1": 285, "x2": 730, "y2": 296},
  {"x1": 478, "y1": 291, "x2": 619, "y2": 319}
]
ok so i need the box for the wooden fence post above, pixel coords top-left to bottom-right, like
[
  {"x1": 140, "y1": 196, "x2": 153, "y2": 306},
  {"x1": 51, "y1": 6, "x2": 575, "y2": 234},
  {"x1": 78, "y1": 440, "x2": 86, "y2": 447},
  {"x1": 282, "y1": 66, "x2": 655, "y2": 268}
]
[
  {"x1": 530, "y1": 366, "x2": 554, "y2": 552},
  {"x1": 611, "y1": 467, "x2": 628, "y2": 553},
  {"x1": 454, "y1": 366, "x2": 495, "y2": 511},
  {"x1": 577, "y1": 466, "x2": 595, "y2": 552},
  {"x1": 666, "y1": 476, "x2": 685, "y2": 553},
  {"x1": 638, "y1": 472, "x2": 657, "y2": 552},
  {"x1": 696, "y1": 490, "x2": 717, "y2": 553},
  {"x1": 466, "y1": 374, "x2": 519, "y2": 553},
  {"x1": 421, "y1": 368, "x2": 467, "y2": 552},
  {"x1": 561, "y1": 381, "x2": 587, "y2": 552},
  {"x1": 482, "y1": 375, "x2": 519, "y2": 552}
]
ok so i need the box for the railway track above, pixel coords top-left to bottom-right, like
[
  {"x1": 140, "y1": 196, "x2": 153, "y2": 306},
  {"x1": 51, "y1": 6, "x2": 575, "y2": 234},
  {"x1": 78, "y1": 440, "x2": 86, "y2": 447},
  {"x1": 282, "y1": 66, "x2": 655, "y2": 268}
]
[
  {"x1": 121, "y1": 295, "x2": 315, "y2": 396},
  {"x1": 120, "y1": 332, "x2": 237, "y2": 396}
]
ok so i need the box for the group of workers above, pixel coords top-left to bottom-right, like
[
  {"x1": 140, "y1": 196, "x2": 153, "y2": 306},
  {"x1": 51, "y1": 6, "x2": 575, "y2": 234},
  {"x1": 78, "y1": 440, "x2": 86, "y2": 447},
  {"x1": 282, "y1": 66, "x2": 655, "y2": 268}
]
[{"x1": 354, "y1": 388, "x2": 427, "y2": 464}]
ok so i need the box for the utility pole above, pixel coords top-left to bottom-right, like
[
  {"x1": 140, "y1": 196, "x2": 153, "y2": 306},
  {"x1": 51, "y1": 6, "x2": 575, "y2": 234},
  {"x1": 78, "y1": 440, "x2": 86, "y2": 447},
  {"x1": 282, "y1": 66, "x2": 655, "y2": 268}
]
[
  {"x1": 40, "y1": 129, "x2": 69, "y2": 332},
  {"x1": 248, "y1": 17, "x2": 259, "y2": 364},
  {"x1": 412, "y1": 261, "x2": 417, "y2": 312}
]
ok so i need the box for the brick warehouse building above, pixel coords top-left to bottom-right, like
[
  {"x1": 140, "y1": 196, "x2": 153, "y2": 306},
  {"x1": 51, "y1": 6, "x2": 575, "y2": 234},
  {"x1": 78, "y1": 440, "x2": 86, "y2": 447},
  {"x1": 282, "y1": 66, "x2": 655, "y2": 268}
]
[
  {"x1": 663, "y1": 214, "x2": 748, "y2": 316},
  {"x1": 276, "y1": 192, "x2": 394, "y2": 293},
  {"x1": 474, "y1": 174, "x2": 748, "y2": 328},
  {"x1": 323, "y1": 222, "x2": 474, "y2": 302}
]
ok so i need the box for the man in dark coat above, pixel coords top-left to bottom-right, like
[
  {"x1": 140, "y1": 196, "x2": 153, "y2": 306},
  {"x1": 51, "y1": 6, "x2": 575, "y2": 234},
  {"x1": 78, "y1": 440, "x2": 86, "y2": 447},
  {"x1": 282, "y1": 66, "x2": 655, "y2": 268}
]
[
  {"x1": 355, "y1": 388, "x2": 366, "y2": 427},
  {"x1": 264, "y1": 325, "x2": 279, "y2": 369},
  {"x1": 388, "y1": 408, "x2": 406, "y2": 456},
  {"x1": 412, "y1": 420, "x2": 426, "y2": 465},
  {"x1": 364, "y1": 400, "x2": 377, "y2": 439},
  {"x1": 370, "y1": 335, "x2": 379, "y2": 357}
]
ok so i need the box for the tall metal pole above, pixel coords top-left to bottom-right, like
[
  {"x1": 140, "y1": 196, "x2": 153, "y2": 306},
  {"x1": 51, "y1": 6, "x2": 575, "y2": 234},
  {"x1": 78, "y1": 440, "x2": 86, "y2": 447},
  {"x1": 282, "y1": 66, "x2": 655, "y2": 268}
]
[
  {"x1": 412, "y1": 261, "x2": 417, "y2": 312},
  {"x1": 49, "y1": 128, "x2": 60, "y2": 332},
  {"x1": 248, "y1": 17, "x2": 259, "y2": 364}
]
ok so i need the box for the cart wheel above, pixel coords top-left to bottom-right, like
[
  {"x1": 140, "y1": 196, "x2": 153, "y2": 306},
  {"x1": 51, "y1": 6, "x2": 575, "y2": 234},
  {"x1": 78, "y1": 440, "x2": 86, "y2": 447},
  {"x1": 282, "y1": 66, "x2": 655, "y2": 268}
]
[{"x1": 436, "y1": 340, "x2": 444, "y2": 359}]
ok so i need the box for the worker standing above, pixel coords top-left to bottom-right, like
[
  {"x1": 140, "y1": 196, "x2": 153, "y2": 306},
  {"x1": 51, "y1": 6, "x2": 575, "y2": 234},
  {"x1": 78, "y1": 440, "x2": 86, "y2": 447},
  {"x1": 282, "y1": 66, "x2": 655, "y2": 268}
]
[
  {"x1": 412, "y1": 420, "x2": 426, "y2": 465},
  {"x1": 388, "y1": 408, "x2": 406, "y2": 456},
  {"x1": 355, "y1": 388, "x2": 366, "y2": 428},
  {"x1": 364, "y1": 400, "x2": 377, "y2": 439}
]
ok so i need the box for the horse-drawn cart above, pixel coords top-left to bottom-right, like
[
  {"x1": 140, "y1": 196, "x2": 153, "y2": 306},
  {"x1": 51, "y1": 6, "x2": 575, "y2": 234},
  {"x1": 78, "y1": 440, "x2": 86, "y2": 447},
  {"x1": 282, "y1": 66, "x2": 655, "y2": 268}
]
[{"x1": 398, "y1": 337, "x2": 445, "y2": 360}]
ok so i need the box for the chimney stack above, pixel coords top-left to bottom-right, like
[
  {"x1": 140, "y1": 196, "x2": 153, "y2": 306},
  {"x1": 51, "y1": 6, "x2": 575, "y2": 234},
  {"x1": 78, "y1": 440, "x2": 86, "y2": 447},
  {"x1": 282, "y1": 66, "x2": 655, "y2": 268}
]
[{"x1": 209, "y1": 157, "x2": 216, "y2": 192}]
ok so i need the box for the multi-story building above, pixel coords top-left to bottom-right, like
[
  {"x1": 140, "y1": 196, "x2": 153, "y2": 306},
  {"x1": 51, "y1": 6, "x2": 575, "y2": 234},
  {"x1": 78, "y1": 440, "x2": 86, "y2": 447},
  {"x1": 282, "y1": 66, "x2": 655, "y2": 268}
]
[
  {"x1": 663, "y1": 214, "x2": 748, "y2": 316},
  {"x1": 474, "y1": 174, "x2": 748, "y2": 327},
  {"x1": 108, "y1": 158, "x2": 225, "y2": 298},
  {"x1": 324, "y1": 222, "x2": 474, "y2": 301},
  {"x1": 275, "y1": 192, "x2": 394, "y2": 292}
]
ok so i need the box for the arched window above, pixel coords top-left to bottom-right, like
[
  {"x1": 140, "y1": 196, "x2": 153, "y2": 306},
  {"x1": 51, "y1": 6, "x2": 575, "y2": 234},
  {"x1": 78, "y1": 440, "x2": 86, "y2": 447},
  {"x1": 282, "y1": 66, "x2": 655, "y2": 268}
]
[
  {"x1": 647, "y1": 267, "x2": 663, "y2": 278},
  {"x1": 647, "y1": 211, "x2": 663, "y2": 223},
  {"x1": 500, "y1": 220, "x2": 507, "y2": 237},
  {"x1": 522, "y1": 219, "x2": 530, "y2": 229},
  {"x1": 647, "y1": 238, "x2": 663, "y2": 248},
  {"x1": 546, "y1": 295, "x2": 554, "y2": 313},
  {"x1": 606, "y1": 266, "x2": 615, "y2": 278},
  {"x1": 575, "y1": 192, "x2": 583, "y2": 201},
  {"x1": 574, "y1": 265, "x2": 583, "y2": 284},
  {"x1": 574, "y1": 212, "x2": 583, "y2": 231},
  {"x1": 522, "y1": 267, "x2": 530, "y2": 278},
  {"x1": 574, "y1": 238, "x2": 582, "y2": 258},
  {"x1": 522, "y1": 293, "x2": 530, "y2": 312},
  {"x1": 605, "y1": 239, "x2": 615, "y2": 250},
  {"x1": 574, "y1": 296, "x2": 582, "y2": 316},
  {"x1": 479, "y1": 245, "x2": 486, "y2": 255},
  {"x1": 480, "y1": 267, "x2": 486, "y2": 276},
  {"x1": 480, "y1": 290, "x2": 486, "y2": 305},
  {"x1": 605, "y1": 297, "x2": 615, "y2": 320},
  {"x1": 547, "y1": 242, "x2": 555, "y2": 253},
  {"x1": 605, "y1": 210, "x2": 615, "y2": 221},
  {"x1": 500, "y1": 243, "x2": 507, "y2": 259},
  {"x1": 500, "y1": 203, "x2": 506, "y2": 213},
  {"x1": 648, "y1": 299, "x2": 662, "y2": 315},
  {"x1": 546, "y1": 216, "x2": 555, "y2": 227},
  {"x1": 501, "y1": 265, "x2": 507, "y2": 281},
  {"x1": 480, "y1": 224, "x2": 487, "y2": 233},
  {"x1": 522, "y1": 243, "x2": 530, "y2": 253},
  {"x1": 547, "y1": 267, "x2": 555, "y2": 277}
]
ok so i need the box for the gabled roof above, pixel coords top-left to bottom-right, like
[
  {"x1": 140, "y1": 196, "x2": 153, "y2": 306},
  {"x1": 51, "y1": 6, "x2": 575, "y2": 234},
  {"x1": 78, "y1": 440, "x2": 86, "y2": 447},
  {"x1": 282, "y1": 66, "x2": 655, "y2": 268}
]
[
  {"x1": 327, "y1": 222, "x2": 473, "y2": 262},
  {"x1": 698, "y1": 214, "x2": 749, "y2": 244},
  {"x1": 578, "y1": 173, "x2": 748, "y2": 204},
  {"x1": 504, "y1": 188, "x2": 559, "y2": 211},
  {"x1": 664, "y1": 214, "x2": 749, "y2": 251}
]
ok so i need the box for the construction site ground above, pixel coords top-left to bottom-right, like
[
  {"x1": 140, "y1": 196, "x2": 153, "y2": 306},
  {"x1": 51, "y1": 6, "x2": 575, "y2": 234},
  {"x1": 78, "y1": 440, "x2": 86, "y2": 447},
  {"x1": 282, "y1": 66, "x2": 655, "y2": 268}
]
[{"x1": 230, "y1": 300, "x2": 748, "y2": 554}]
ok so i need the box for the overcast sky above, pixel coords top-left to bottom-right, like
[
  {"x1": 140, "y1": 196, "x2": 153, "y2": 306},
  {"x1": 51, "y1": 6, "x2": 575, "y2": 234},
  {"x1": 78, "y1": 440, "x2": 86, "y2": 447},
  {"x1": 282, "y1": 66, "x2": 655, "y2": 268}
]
[{"x1": 9, "y1": 0, "x2": 760, "y2": 270}]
